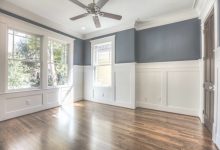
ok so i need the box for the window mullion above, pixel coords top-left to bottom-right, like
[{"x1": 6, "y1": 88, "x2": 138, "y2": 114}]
[{"x1": 42, "y1": 36, "x2": 48, "y2": 90}]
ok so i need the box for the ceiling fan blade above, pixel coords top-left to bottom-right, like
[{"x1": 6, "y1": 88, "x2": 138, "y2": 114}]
[
  {"x1": 101, "y1": 12, "x2": 122, "y2": 20},
  {"x1": 96, "y1": 0, "x2": 109, "y2": 8},
  {"x1": 93, "y1": 16, "x2": 101, "y2": 28},
  {"x1": 70, "y1": 13, "x2": 89, "y2": 21},
  {"x1": 69, "y1": 0, "x2": 87, "y2": 9}
]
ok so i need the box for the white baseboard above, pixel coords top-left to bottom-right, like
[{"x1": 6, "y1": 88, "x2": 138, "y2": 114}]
[
  {"x1": 136, "y1": 102, "x2": 199, "y2": 116},
  {"x1": 216, "y1": 134, "x2": 220, "y2": 150},
  {"x1": 74, "y1": 97, "x2": 83, "y2": 102},
  {"x1": 86, "y1": 99, "x2": 135, "y2": 109}
]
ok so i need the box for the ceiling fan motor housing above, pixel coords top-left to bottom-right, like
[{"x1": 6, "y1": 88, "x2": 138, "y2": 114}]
[{"x1": 87, "y1": 3, "x2": 101, "y2": 15}]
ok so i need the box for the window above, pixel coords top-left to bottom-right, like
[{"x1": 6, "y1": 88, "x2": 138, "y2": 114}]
[
  {"x1": 48, "y1": 39, "x2": 69, "y2": 87},
  {"x1": 93, "y1": 42, "x2": 112, "y2": 87},
  {"x1": 8, "y1": 29, "x2": 41, "y2": 90}
]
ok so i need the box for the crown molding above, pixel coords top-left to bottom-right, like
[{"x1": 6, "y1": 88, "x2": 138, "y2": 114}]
[
  {"x1": 135, "y1": 9, "x2": 199, "y2": 31},
  {"x1": 195, "y1": 0, "x2": 216, "y2": 21},
  {"x1": 0, "y1": 1, "x2": 202, "y2": 41},
  {"x1": 0, "y1": 1, "x2": 83, "y2": 39},
  {"x1": 83, "y1": 9, "x2": 199, "y2": 40}
]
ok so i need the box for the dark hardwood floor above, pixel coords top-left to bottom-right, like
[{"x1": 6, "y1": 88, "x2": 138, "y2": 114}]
[{"x1": 0, "y1": 101, "x2": 218, "y2": 150}]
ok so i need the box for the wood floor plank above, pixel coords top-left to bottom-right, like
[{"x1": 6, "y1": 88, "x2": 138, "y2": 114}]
[{"x1": 0, "y1": 101, "x2": 218, "y2": 150}]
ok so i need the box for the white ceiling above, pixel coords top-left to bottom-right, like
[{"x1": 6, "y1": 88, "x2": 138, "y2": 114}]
[{"x1": 3, "y1": 0, "x2": 196, "y2": 36}]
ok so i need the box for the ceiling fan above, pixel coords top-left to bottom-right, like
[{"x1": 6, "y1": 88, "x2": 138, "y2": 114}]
[{"x1": 69, "y1": 0, "x2": 122, "y2": 28}]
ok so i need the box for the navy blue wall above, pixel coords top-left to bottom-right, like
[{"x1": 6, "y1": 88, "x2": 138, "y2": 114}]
[
  {"x1": 136, "y1": 18, "x2": 201, "y2": 63},
  {"x1": 83, "y1": 40, "x2": 91, "y2": 65},
  {"x1": 83, "y1": 28, "x2": 136, "y2": 65},
  {"x1": 74, "y1": 39, "x2": 84, "y2": 65}
]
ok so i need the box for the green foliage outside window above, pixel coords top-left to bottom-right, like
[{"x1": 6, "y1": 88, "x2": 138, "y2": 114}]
[
  {"x1": 7, "y1": 29, "x2": 69, "y2": 90},
  {"x1": 8, "y1": 30, "x2": 41, "y2": 89},
  {"x1": 48, "y1": 39, "x2": 69, "y2": 87}
]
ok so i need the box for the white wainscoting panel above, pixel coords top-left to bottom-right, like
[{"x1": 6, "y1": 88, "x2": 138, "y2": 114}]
[
  {"x1": 136, "y1": 71, "x2": 163, "y2": 105},
  {"x1": 167, "y1": 71, "x2": 200, "y2": 109},
  {"x1": 0, "y1": 86, "x2": 73, "y2": 121},
  {"x1": 83, "y1": 63, "x2": 135, "y2": 109},
  {"x1": 73, "y1": 65, "x2": 84, "y2": 101},
  {"x1": 136, "y1": 60, "x2": 201, "y2": 116},
  {"x1": 84, "y1": 66, "x2": 93, "y2": 101},
  {"x1": 0, "y1": 91, "x2": 44, "y2": 121},
  {"x1": 114, "y1": 63, "x2": 135, "y2": 109}
]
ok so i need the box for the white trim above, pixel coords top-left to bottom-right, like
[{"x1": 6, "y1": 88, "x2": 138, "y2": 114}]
[
  {"x1": 193, "y1": 0, "x2": 199, "y2": 9},
  {"x1": 84, "y1": 22, "x2": 134, "y2": 40},
  {"x1": 91, "y1": 35, "x2": 115, "y2": 102},
  {"x1": 0, "y1": 14, "x2": 74, "y2": 42},
  {"x1": 90, "y1": 35, "x2": 116, "y2": 45},
  {"x1": 0, "y1": 1, "x2": 201, "y2": 40},
  {"x1": 136, "y1": 60, "x2": 200, "y2": 69},
  {"x1": 90, "y1": 35, "x2": 116, "y2": 67},
  {"x1": 0, "y1": 0, "x2": 202, "y2": 40},
  {"x1": 136, "y1": 102, "x2": 199, "y2": 117},
  {"x1": 196, "y1": 0, "x2": 216, "y2": 21},
  {"x1": 83, "y1": 9, "x2": 199, "y2": 39},
  {"x1": 216, "y1": 135, "x2": 220, "y2": 149},
  {"x1": 0, "y1": 23, "x2": 7, "y2": 94}
]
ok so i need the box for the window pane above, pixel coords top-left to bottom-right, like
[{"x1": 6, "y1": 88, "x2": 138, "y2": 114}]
[
  {"x1": 95, "y1": 66, "x2": 111, "y2": 87},
  {"x1": 14, "y1": 35, "x2": 40, "y2": 60},
  {"x1": 48, "y1": 40, "x2": 68, "y2": 64},
  {"x1": 94, "y1": 42, "x2": 112, "y2": 65},
  {"x1": 48, "y1": 63, "x2": 68, "y2": 86},
  {"x1": 48, "y1": 39, "x2": 69, "y2": 87},
  {"x1": 8, "y1": 29, "x2": 41, "y2": 90},
  {"x1": 8, "y1": 60, "x2": 40, "y2": 89}
]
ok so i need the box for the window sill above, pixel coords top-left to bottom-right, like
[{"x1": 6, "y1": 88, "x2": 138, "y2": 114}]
[
  {"x1": 94, "y1": 86, "x2": 112, "y2": 88},
  {"x1": 46, "y1": 85, "x2": 73, "y2": 90},
  {"x1": 2, "y1": 88, "x2": 42, "y2": 95}
]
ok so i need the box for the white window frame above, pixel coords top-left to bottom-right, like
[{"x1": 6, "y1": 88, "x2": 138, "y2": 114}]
[
  {"x1": 91, "y1": 35, "x2": 115, "y2": 88},
  {"x1": 6, "y1": 28, "x2": 43, "y2": 92},
  {"x1": 0, "y1": 14, "x2": 74, "y2": 93}
]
